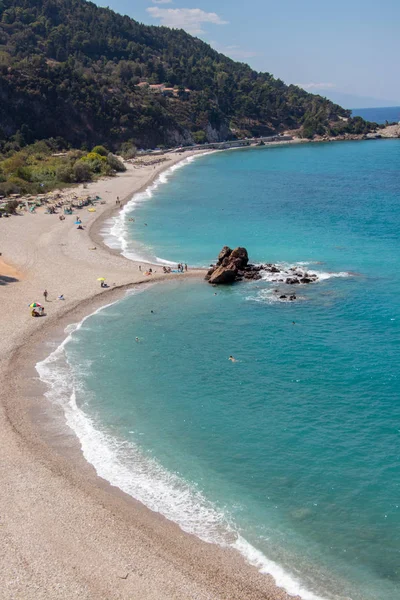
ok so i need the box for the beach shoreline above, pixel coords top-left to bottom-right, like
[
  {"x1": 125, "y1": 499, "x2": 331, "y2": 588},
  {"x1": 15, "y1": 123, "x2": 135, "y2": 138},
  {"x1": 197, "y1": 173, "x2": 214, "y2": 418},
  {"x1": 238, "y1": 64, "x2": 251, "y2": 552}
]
[{"x1": 0, "y1": 148, "x2": 299, "y2": 599}]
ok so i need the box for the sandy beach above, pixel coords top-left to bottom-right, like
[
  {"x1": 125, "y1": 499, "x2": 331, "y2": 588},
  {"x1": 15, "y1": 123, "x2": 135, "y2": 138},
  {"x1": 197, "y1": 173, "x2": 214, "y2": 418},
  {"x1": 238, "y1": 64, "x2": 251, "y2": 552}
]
[{"x1": 0, "y1": 149, "x2": 297, "y2": 600}]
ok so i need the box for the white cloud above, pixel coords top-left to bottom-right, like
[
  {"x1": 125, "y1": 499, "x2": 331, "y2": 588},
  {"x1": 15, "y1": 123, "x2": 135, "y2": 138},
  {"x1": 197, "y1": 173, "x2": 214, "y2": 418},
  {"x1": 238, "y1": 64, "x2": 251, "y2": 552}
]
[
  {"x1": 147, "y1": 7, "x2": 228, "y2": 34},
  {"x1": 151, "y1": 0, "x2": 173, "y2": 4},
  {"x1": 296, "y1": 82, "x2": 336, "y2": 90}
]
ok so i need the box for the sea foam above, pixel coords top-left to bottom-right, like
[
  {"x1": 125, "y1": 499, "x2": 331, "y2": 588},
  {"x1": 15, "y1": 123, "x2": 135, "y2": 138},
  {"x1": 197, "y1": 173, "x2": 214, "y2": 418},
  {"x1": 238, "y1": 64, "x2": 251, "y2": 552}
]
[{"x1": 101, "y1": 153, "x2": 210, "y2": 265}]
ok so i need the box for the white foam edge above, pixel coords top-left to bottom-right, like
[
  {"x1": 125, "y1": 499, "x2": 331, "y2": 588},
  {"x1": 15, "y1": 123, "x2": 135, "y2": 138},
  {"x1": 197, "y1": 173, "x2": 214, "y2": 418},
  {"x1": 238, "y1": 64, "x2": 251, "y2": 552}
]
[
  {"x1": 260, "y1": 262, "x2": 350, "y2": 283},
  {"x1": 102, "y1": 151, "x2": 217, "y2": 265},
  {"x1": 35, "y1": 286, "x2": 329, "y2": 600}
]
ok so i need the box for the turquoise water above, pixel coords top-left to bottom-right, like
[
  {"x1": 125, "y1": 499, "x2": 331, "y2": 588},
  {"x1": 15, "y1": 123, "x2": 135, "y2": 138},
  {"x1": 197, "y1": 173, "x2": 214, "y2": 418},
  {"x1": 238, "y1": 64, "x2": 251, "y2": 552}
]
[{"x1": 40, "y1": 141, "x2": 400, "y2": 600}]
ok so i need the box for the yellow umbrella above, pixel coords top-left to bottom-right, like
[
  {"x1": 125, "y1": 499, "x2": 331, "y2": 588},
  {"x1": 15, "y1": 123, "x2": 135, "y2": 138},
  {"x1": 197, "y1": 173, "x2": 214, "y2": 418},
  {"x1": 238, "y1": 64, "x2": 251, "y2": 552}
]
[{"x1": 97, "y1": 277, "x2": 106, "y2": 281}]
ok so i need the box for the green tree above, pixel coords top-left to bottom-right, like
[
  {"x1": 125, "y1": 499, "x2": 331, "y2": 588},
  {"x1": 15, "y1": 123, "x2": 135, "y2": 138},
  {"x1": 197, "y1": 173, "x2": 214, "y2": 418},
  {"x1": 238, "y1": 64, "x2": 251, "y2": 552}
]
[
  {"x1": 91, "y1": 145, "x2": 108, "y2": 156},
  {"x1": 73, "y1": 160, "x2": 92, "y2": 182}
]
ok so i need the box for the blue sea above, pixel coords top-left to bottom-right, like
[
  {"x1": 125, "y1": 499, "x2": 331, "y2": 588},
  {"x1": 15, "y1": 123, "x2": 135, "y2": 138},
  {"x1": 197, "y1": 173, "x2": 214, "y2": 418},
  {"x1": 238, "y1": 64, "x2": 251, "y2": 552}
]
[
  {"x1": 38, "y1": 140, "x2": 400, "y2": 600},
  {"x1": 351, "y1": 106, "x2": 400, "y2": 124}
]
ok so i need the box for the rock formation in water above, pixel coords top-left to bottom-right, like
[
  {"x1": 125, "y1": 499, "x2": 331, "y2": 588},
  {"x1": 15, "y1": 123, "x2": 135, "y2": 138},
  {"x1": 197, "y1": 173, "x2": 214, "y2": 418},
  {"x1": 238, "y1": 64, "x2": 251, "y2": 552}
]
[
  {"x1": 206, "y1": 246, "x2": 321, "y2": 286},
  {"x1": 206, "y1": 246, "x2": 262, "y2": 284}
]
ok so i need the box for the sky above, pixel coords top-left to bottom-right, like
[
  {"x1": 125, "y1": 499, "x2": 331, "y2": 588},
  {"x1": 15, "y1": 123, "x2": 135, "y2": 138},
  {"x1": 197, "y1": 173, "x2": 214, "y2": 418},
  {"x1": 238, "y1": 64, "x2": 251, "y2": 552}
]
[{"x1": 95, "y1": 0, "x2": 400, "y2": 107}]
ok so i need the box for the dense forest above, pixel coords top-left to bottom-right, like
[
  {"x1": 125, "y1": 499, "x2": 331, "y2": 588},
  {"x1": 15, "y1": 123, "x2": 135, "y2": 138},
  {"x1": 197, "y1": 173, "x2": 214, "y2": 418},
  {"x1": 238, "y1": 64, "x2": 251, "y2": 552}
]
[{"x1": 0, "y1": 0, "x2": 374, "y2": 152}]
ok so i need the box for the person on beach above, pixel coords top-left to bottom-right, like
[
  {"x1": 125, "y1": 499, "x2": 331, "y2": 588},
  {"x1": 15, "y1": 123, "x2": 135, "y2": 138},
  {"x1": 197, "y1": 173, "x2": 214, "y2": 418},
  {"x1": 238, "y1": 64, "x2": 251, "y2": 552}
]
[
  {"x1": 185, "y1": 263, "x2": 188, "y2": 272},
  {"x1": 43, "y1": 289, "x2": 48, "y2": 301},
  {"x1": 139, "y1": 265, "x2": 141, "y2": 271}
]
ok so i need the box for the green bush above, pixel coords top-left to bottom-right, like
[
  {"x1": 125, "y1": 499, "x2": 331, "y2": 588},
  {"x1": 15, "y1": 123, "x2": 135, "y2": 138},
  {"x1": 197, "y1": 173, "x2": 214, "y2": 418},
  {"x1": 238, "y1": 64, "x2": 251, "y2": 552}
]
[
  {"x1": 56, "y1": 164, "x2": 74, "y2": 183},
  {"x1": 192, "y1": 130, "x2": 207, "y2": 144},
  {"x1": 81, "y1": 152, "x2": 106, "y2": 173},
  {"x1": 14, "y1": 165, "x2": 32, "y2": 181},
  {"x1": 91, "y1": 145, "x2": 108, "y2": 157},
  {"x1": 73, "y1": 160, "x2": 92, "y2": 182},
  {"x1": 5, "y1": 199, "x2": 20, "y2": 214},
  {"x1": 119, "y1": 142, "x2": 137, "y2": 160},
  {"x1": 106, "y1": 153, "x2": 126, "y2": 172}
]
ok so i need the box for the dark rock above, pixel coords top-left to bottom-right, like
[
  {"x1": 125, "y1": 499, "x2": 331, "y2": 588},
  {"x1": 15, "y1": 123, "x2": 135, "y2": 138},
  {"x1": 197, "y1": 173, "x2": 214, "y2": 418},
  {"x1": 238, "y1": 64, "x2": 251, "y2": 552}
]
[
  {"x1": 217, "y1": 246, "x2": 232, "y2": 264},
  {"x1": 286, "y1": 278, "x2": 300, "y2": 284},
  {"x1": 204, "y1": 268, "x2": 215, "y2": 281},
  {"x1": 289, "y1": 294, "x2": 296, "y2": 301},
  {"x1": 230, "y1": 247, "x2": 249, "y2": 267},
  {"x1": 207, "y1": 246, "x2": 250, "y2": 284},
  {"x1": 246, "y1": 264, "x2": 263, "y2": 272},
  {"x1": 301, "y1": 277, "x2": 312, "y2": 284},
  {"x1": 244, "y1": 271, "x2": 262, "y2": 280},
  {"x1": 209, "y1": 265, "x2": 237, "y2": 284},
  {"x1": 264, "y1": 264, "x2": 280, "y2": 273},
  {"x1": 280, "y1": 295, "x2": 287, "y2": 299}
]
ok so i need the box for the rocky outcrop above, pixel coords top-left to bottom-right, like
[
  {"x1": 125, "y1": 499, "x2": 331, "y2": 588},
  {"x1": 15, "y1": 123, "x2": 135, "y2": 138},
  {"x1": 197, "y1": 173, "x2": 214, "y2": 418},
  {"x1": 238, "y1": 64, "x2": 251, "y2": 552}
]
[
  {"x1": 206, "y1": 246, "x2": 251, "y2": 284},
  {"x1": 206, "y1": 246, "x2": 322, "y2": 288}
]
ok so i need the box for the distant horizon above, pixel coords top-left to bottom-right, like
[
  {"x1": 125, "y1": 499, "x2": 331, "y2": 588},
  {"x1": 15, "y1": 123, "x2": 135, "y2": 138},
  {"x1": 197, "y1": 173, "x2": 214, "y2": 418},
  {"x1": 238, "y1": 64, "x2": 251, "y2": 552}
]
[
  {"x1": 307, "y1": 89, "x2": 400, "y2": 110},
  {"x1": 351, "y1": 104, "x2": 400, "y2": 109}
]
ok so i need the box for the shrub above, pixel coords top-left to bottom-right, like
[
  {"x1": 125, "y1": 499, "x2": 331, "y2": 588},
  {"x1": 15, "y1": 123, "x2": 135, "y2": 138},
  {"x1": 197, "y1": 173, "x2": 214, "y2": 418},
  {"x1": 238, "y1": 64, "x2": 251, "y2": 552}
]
[
  {"x1": 56, "y1": 164, "x2": 74, "y2": 183},
  {"x1": 2, "y1": 153, "x2": 25, "y2": 175},
  {"x1": 91, "y1": 145, "x2": 108, "y2": 157},
  {"x1": 5, "y1": 199, "x2": 20, "y2": 214},
  {"x1": 73, "y1": 160, "x2": 92, "y2": 182},
  {"x1": 106, "y1": 153, "x2": 126, "y2": 172},
  {"x1": 82, "y1": 152, "x2": 106, "y2": 173},
  {"x1": 14, "y1": 165, "x2": 32, "y2": 181},
  {"x1": 119, "y1": 142, "x2": 137, "y2": 159},
  {"x1": 68, "y1": 149, "x2": 85, "y2": 162},
  {"x1": 192, "y1": 130, "x2": 207, "y2": 144},
  {"x1": 24, "y1": 140, "x2": 52, "y2": 156}
]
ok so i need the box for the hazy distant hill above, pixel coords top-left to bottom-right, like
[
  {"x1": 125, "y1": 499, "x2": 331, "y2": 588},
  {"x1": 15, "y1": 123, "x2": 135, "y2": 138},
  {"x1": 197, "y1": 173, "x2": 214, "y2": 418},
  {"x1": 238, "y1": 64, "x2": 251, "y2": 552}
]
[{"x1": 0, "y1": 0, "x2": 374, "y2": 149}]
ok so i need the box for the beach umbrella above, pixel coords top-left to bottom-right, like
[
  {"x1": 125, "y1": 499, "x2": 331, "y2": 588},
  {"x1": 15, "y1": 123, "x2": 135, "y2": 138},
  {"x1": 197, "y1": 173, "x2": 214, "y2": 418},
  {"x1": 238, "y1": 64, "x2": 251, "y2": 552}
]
[
  {"x1": 97, "y1": 277, "x2": 106, "y2": 281},
  {"x1": 29, "y1": 302, "x2": 42, "y2": 308}
]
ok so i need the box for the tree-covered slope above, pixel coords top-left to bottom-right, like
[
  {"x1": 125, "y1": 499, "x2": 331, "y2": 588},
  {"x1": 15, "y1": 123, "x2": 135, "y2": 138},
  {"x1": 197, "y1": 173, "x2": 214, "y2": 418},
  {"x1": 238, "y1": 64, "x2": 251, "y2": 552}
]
[{"x1": 0, "y1": 0, "x2": 372, "y2": 149}]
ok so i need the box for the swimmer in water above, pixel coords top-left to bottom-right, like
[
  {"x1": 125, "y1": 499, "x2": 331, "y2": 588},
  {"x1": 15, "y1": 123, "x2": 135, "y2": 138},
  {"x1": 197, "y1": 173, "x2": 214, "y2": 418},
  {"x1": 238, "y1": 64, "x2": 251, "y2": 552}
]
[
  {"x1": 135, "y1": 337, "x2": 140, "y2": 343},
  {"x1": 229, "y1": 355, "x2": 237, "y2": 362}
]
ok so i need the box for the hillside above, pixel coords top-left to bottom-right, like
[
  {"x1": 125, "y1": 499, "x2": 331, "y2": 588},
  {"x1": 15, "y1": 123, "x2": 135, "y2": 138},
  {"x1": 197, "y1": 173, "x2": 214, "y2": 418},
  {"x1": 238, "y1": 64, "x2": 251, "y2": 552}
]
[{"x1": 0, "y1": 0, "x2": 374, "y2": 150}]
